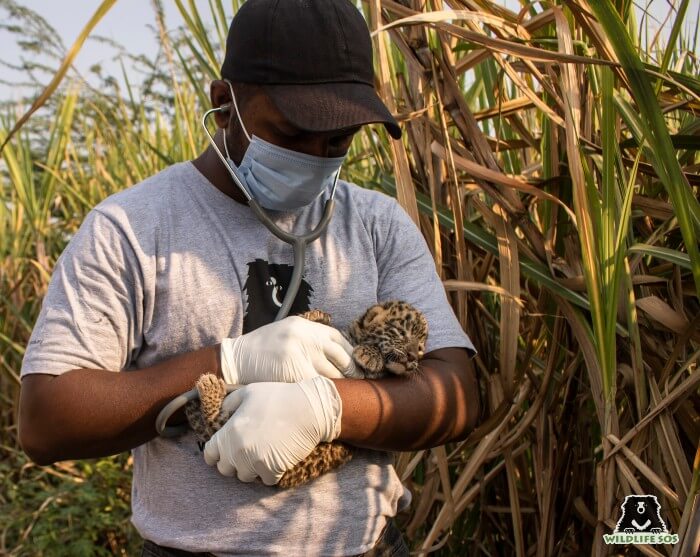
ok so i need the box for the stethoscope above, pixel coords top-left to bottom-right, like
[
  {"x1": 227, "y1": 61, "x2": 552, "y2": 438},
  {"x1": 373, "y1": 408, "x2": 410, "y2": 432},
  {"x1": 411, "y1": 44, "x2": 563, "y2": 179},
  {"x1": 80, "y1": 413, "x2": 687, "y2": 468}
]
[{"x1": 155, "y1": 82, "x2": 340, "y2": 437}]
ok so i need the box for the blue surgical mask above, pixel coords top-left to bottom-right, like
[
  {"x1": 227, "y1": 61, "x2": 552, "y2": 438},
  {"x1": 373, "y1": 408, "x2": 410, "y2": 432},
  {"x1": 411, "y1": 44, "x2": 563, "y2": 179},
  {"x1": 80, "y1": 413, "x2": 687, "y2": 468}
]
[{"x1": 223, "y1": 86, "x2": 345, "y2": 212}]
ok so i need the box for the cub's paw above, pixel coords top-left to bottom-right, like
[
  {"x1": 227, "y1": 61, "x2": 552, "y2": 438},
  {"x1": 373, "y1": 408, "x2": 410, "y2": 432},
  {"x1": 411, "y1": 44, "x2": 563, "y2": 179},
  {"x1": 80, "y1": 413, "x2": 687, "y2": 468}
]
[
  {"x1": 299, "y1": 309, "x2": 331, "y2": 326},
  {"x1": 353, "y1": 344, "x2": 383, "y2": 378}
]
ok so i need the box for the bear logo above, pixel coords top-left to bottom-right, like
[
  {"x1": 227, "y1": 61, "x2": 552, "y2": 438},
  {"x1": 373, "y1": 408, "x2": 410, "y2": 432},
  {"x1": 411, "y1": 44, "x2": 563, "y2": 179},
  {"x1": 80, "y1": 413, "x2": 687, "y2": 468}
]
[
  {"x1": 241, "y1": 258, "x2": 313, "y2": 333},
  {"x1": 614, "y1": 495, "x2": 668, "y2": 534}
]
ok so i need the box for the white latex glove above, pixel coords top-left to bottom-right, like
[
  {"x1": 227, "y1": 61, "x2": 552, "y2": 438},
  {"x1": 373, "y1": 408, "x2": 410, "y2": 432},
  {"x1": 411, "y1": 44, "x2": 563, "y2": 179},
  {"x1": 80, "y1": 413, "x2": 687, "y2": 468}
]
[
  {"x1": 220, "y1": 316, "x2": 356, "y2": 384},
  {"x1": 203, "y1": 376, "x2": 342, "y2": 485}
]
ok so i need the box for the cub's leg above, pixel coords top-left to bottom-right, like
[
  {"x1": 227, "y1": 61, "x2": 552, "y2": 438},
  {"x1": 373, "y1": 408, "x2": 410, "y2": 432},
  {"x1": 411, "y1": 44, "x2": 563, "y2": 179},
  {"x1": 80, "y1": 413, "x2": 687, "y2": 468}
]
[
  {"x1": 185, "y1": 401, "x2": 211, "y2": 443},
  {"x1": 196, "y1": 373, "x2": 229, "y2": 435}
]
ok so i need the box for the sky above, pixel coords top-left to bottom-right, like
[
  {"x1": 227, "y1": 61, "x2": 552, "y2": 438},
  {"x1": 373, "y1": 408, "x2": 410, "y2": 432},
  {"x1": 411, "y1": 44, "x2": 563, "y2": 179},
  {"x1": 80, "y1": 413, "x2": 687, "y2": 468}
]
[
  {"x1": 0, "y1": 0, "x2": 697, "y2": 102},
  {"x1": 0, "y1": 1, "x2": 220, "y2": 101}
]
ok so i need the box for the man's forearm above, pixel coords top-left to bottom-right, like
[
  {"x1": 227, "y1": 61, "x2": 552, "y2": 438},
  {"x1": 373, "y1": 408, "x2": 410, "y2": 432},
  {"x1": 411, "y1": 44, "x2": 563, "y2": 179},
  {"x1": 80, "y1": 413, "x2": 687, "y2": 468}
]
[
  {"x1": 332, "y1": 350, "x2": 480, "y2": 451},
  {"x1": 19, "y1": 345, "x2": 221, "y2": 465}
]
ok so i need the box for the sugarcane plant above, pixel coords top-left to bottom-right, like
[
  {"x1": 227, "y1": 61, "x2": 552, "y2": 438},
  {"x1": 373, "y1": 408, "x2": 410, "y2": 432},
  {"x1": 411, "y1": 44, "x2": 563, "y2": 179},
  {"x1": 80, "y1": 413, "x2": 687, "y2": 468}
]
[{"x1": 0, "y1": 0, "x2": 698, "y2": 555}]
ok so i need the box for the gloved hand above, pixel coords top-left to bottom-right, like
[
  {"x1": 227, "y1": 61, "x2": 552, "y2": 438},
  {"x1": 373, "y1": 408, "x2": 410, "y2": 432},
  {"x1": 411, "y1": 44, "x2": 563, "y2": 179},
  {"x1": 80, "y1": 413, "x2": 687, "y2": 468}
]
[
  {"x1": 220, "y1": 316, "x2": 356, "y2": 385},
  {"x1": 203, "y1": 376, "x2": 342, "y2": 485}
]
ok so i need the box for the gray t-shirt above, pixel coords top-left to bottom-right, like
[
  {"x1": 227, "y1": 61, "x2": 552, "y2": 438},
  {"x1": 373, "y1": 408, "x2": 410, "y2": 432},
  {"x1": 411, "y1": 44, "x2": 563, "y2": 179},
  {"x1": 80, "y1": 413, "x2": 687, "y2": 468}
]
[{"x1": 21, "y1": 161, "x2": 475, "y2": 556}]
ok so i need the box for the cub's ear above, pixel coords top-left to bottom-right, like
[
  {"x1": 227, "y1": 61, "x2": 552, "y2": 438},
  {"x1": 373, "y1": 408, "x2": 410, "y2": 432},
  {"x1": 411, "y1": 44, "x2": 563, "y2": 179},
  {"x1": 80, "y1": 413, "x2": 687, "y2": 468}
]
[{"x1": 361, "y1": 304, "x2": 386, "y2": 327}]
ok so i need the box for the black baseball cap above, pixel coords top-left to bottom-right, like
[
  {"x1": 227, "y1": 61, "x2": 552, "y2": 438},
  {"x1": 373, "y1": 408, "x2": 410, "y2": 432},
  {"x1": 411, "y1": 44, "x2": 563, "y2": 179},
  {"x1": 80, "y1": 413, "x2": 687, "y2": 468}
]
[{"x1": 220, "y1": 0, "x2": 402, "y2": 139}]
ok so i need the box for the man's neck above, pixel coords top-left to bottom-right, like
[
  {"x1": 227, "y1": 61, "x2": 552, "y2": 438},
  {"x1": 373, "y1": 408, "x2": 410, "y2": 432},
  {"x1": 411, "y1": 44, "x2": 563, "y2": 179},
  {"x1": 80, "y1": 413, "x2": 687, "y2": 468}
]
[{"x1": 192, "y1": 141, "x2": 249, "y2": 207}]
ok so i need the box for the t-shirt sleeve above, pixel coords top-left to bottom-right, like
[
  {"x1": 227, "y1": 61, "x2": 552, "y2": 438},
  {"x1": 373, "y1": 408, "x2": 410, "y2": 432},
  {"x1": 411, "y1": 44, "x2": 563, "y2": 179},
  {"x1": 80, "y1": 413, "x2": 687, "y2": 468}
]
[
  {"x1": 21, "y1": 209, "x2": 143, "y2": 377},
  {"x1": 374, "y1": 198, "x2": 476, "y2": 356}
]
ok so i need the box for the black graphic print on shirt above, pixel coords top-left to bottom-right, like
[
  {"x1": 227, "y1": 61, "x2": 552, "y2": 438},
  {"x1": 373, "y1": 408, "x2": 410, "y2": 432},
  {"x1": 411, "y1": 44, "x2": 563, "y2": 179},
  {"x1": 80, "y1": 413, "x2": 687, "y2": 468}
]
[{"x1": 242, "y1": 258, "x2": 313, "y2": 333}]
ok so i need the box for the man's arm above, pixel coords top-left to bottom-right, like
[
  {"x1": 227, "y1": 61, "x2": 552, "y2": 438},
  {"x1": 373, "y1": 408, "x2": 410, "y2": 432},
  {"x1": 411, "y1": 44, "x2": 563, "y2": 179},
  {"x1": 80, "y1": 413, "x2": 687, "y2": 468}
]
[
  {"x1": 18, "y1": 344, "x2": 221, "y2": 466},
  {"x1": 332, "y1": 347, "x2": 480, "y2": 451},
  {"x1": 19, "y1": 314, "x2": 356, "y2": 467},
  {"x1": 199, "y1": 345, "x2": 480, "y2": 483}
]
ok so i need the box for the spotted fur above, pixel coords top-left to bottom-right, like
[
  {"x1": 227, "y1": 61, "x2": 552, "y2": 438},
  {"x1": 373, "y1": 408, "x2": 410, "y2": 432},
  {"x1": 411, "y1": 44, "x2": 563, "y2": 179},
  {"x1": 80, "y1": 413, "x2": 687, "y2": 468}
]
[
  {"x1": 186, "y1": 300, "x2": 428, "y2": 488},
  {"x1": 346, "y1": 300, "x2": 428, "y2": 379}
]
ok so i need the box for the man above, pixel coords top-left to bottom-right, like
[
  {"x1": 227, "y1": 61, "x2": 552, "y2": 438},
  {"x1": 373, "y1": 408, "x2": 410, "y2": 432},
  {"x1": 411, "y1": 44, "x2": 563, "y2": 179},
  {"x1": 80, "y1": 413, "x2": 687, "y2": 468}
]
[{"x1": 18, "y1": 1, "x2": 479, "y2": 555}]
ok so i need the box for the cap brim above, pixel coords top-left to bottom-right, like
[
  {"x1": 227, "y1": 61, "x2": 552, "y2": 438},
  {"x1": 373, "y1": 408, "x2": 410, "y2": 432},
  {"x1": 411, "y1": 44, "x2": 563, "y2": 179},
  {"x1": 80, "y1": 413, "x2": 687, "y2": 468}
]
[{"x1": 263, "y1": 82, "x2": 402, "y2": 140}]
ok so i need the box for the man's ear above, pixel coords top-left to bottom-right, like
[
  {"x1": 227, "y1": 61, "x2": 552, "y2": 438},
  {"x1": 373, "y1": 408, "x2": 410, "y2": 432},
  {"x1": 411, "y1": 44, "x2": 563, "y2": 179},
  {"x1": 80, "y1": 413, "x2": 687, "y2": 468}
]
[{"x1": 210, "y1": 79, "x2": 233, "y2": 129}]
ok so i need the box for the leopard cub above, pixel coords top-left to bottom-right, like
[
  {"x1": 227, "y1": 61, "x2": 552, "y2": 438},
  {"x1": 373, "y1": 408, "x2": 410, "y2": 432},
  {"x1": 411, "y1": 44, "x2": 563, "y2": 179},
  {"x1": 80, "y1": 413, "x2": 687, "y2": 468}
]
[
  {"x1": 186, "y1": 300, "x2": 428, "y2": 488},
  {"x1": 345, "y1": 300, "x2": 428, "y2": 379}
]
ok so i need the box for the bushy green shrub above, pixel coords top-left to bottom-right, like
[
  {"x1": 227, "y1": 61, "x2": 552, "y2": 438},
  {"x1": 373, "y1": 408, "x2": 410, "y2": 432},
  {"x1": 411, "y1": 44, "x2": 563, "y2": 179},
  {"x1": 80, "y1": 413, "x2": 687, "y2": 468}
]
[{"x1": 0, "y1": 452, "x2": 141, "y2": 556}]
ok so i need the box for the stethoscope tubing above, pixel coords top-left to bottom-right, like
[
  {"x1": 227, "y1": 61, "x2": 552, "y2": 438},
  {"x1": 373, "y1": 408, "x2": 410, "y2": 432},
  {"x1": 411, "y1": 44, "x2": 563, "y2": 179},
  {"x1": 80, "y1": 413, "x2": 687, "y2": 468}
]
[{"x1": 154, "y1": 106, "x2": 338, "y2": 437}]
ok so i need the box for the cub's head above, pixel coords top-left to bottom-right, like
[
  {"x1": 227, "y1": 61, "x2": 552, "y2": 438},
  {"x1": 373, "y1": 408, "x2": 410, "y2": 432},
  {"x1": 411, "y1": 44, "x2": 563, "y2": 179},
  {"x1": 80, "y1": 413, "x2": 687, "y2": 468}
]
[{"x1": 351, "y1": 300, "x2": 428, "y2": 375}]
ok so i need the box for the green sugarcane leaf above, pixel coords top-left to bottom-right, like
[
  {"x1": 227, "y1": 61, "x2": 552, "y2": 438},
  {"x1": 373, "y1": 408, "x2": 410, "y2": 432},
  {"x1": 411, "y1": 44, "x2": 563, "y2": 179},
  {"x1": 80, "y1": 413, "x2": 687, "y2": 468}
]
[
  {"x1": 588, "y1": 0, "x2": 700, "y2": 298},
  {"x1": 629, "y1": 244, "x2": 693, "y2": 270},
  {"x1": 0, "y1": 0, "x2": 118, "y2": 153}
]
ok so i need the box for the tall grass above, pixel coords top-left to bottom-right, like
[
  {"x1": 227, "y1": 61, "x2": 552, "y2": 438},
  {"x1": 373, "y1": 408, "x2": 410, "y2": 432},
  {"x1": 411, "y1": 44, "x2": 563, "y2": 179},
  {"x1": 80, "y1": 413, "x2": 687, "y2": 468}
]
[{"x1": 1, "y1": 0, "x2": 698, "y2": 555}]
